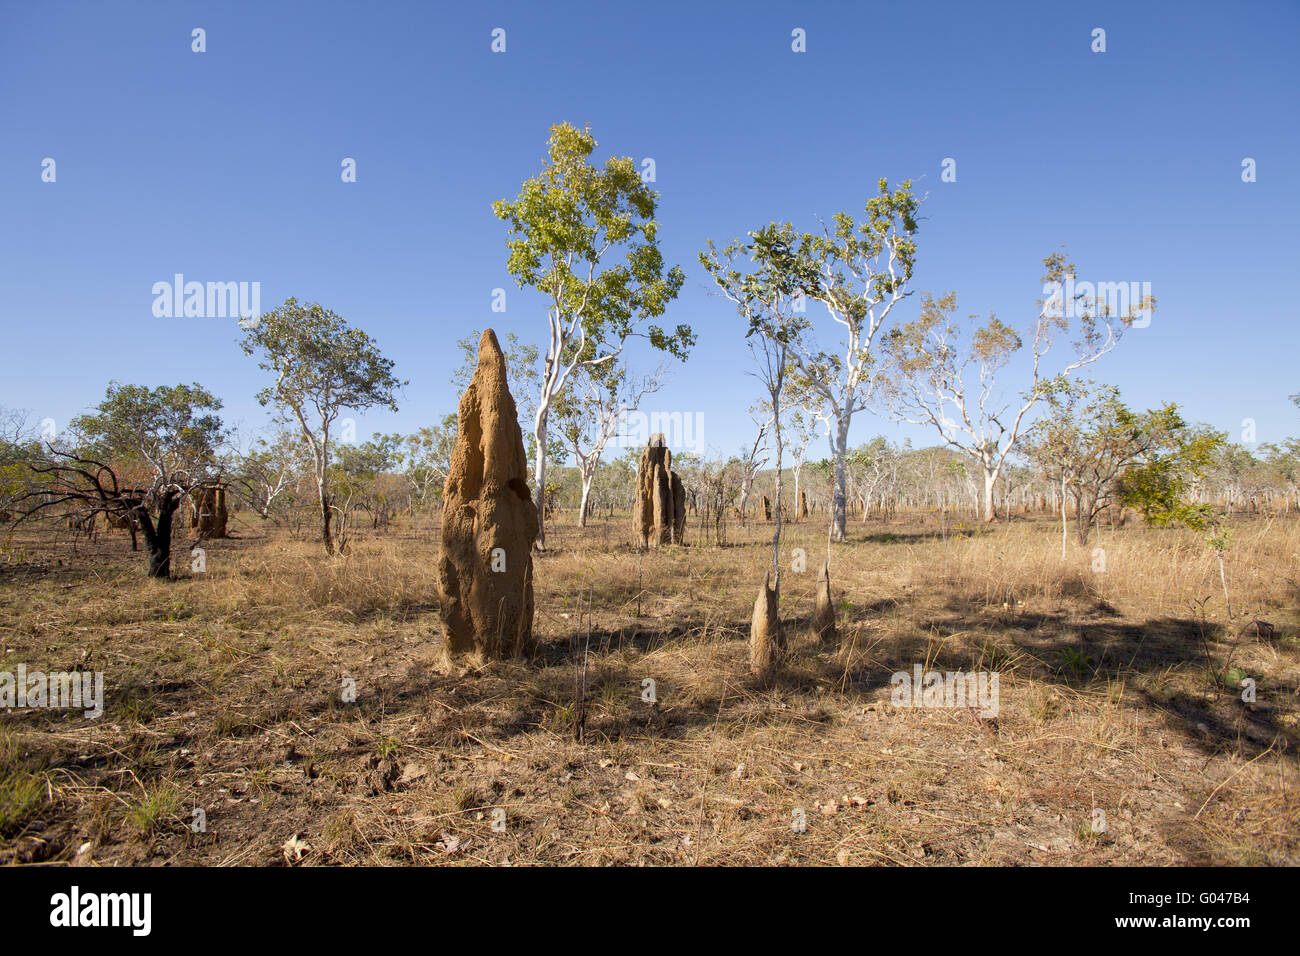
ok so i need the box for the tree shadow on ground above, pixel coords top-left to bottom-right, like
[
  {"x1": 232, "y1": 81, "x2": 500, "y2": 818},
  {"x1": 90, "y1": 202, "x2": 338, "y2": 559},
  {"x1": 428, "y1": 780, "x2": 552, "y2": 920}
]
[
  {"x1": 268, "y1": 596, "x2": 1298, "y2": 764},
  {"x1": 884, "y1": 602, "x2": 1297, "y2": 760},
  {"x1": 856, "y1": 529, "x2": 978, "y2": 545},
  {"x1": 24, "y1": 585, "x2": 1286, "y2": 780}
]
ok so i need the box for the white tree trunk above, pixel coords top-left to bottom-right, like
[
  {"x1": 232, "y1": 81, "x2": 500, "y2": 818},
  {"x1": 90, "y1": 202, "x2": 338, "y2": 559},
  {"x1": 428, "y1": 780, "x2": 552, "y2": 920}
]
[
  {"x1": 1060, "y1": 474, "x2": 1068, "y2": 562},
  {"x1": 577, "y1": 463, "x2": 595, "y2": 528},
  {"x1": 533, "y1": 404, "x2": 549, "y2": 548},
  {"x1": 831, "y1": 416, "x2": 849, "y2": 542},
  {"x1": 982, "y1": 466, "x2": 997, "y2": 523}
]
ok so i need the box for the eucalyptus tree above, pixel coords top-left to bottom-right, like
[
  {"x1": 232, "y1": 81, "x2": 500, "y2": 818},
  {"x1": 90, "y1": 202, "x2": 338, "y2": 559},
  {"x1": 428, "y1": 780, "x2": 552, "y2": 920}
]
[
  {"x1": 228, "y1": 426, "x2": 307, "y2": 521},
  {"x1": 735, "y1": 413, "x2": 771, "y2": 522},
  {"x1": 494, "y1": 122, "x2": 691, "y2": 548},
  {"x1": 553, "y1": 360, "x2": 666, "y2": 527},
  {"x1": 331, "y1": 432, "x2": 405, "y2": 538},
  {"x1": 0, "y1": 408, "x2": 40, "y2": 519},
  {"x1": 782, "y1": 375, "x2": 824, "y2": 521},
  {"x1": 701, "y1": 222, "x2": 810, "y2": 584},
  {"x1": 784, "y1": 179, "x2": 923, "y2": 542},
  {"x1": 1025, "y1": 382, "x2": 1210, "y2": 550},
  {"x1": 403, "y1": 415, "x2": 457, "y2": 510},
  {"x1": 881, "y1": 253, "x2": 1151, "y2": 522},
  {"x1": 845, "y1": 436, "x2": 904, "y2": 522},
  {"x1": 1258, "y1": 440, "x2": 1300, "y2": 514},
  {"x1": 241, "y1": 298, "x2": 404, "y2": 555}
]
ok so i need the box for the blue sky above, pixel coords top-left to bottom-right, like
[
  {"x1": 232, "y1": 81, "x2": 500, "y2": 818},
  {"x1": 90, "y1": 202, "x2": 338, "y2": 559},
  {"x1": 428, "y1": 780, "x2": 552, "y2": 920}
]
[{"x1": 2, "y1": 0, "x2": 1297, "y2": 462}]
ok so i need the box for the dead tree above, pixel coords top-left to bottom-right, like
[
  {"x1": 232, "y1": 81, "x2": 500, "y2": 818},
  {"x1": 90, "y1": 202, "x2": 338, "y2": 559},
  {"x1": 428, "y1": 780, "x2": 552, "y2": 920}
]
[{"x1": 15, "y1": 449, "x2": 191, "y2": 578}]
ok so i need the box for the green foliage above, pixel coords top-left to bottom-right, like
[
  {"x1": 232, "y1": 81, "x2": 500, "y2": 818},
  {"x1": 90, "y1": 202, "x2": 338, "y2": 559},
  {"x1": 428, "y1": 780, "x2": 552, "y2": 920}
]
[
  {"x1": 1027, "y1": 380, "x2": 1222, "y2": 544},
  {"x1": 124, "y1": 781, "x2": 182, "y2": 835},
  {"x1": 229, "y1": 428, "x2": 308, "y2": 517},
  {"x1": 241, "y1": 298, "x2": 405, "y2": 430},
  {"x1": 493, "y1": 122, "x2": 692, "y2": 363},
  {"x1": 699, "y1": 221, "x2": 816, "y2": 345},
  {"x1": 1211, "y1": 664, "x2": 1248, "y2": 692},
  {"x1": 0, "y1": 428, "x2": 40, "y2": 507},
  {"x1": 0, "y1": 771, "x2": 46, "y2": 837},
  {"x1": 1058, "y1": 647, "x2": 1094, "y2": 682},
  {"x1": 807, "y1": 178, "x2": 921, "y2": 324},
  {"x1": 71, "y1": 382, "x2": 225, "y2": 479},
  {"x1": 493, "y1": 122, "x2": 691, "y2": 545},
  {"x1": 335, "y1": 433, "x2": 403, "y2": 482},
  {"x1": 772, "y1": 178, "x2": 922, "y2": 388},
  {"x1": 329, "y1": 432, "x2": 409, "y2": 531},
  {"x1": 1121, "y1": 418, "x2": 1226, "y2": 530},
  {"x1": 240, "y1": 297, "x2": 405, "y2": 550}
]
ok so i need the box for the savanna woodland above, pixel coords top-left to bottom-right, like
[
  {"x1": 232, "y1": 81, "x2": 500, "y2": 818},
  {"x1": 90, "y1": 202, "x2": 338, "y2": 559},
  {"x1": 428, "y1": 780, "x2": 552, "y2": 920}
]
[{"x1": 3, "y1": 8, "x2": 1298, "y2": 875}]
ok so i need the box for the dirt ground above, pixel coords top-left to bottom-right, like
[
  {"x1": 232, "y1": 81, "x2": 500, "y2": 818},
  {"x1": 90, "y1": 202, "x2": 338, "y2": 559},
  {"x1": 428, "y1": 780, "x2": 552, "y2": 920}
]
[{"x1": 2, "y1": 508, "x2": 1297, "y2": 866}]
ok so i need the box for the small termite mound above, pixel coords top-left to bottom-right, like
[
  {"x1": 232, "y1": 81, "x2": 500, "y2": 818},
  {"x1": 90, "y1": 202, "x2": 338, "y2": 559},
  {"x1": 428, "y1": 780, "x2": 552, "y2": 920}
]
[
  {"x1": 750, "y1": 570, "x2": 784, "y2": 678},
  {"x1": 811, "y1": 560, "x2": 837, "y2": 644}
]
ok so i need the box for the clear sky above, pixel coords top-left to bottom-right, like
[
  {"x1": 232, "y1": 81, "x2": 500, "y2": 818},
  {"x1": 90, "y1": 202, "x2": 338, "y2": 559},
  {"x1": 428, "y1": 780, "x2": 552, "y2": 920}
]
[{"x1": 2, "y1": 0, "x2": 1297, "y2": 461}]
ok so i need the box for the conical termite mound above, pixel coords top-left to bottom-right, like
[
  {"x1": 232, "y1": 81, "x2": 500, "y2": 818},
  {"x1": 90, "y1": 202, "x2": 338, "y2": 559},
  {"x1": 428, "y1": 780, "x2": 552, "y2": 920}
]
[
  {"x1": 811, "y1": 560, "x2": 837, "y2": 645},
  {"x1": 437, "y1": 329, "x2": 539, "y2": 665},
  {"x1": 750, "y1": 570, "x2": 784, "y2": 678}
]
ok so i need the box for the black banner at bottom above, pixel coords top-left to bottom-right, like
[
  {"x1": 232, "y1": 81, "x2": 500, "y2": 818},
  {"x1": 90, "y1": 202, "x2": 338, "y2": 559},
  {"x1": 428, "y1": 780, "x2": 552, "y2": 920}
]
[{"x1": 0, "y1": 865, "x2": 1268, "y2": 943}]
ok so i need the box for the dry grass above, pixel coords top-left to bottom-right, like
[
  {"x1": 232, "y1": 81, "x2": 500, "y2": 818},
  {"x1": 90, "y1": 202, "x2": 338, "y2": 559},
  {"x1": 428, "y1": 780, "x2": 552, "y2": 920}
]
[{"x1": 0, "y1": 508, "x2": 1296, "y2": 865}]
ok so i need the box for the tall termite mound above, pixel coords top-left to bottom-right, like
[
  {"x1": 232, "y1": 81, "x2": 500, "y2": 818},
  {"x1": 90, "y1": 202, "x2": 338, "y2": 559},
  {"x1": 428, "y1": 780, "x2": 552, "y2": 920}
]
[
  {"x1": 636, "y1": 434, "x2": 685, "y2": 547},
  {"x1": 761, "y1": 496, "x2": 772, "y2": 521},
  {"x1": 437, "y1": 329, "x2": 539, "y2": 664},
  {"x1": 750, "y1": 570, "x2": 784, "y2": 677},
  {"x1": 798, "y1": 491, "x2": 808, "y2": 520},
  {"x1": 811, "y1": 560, "x2": 837, "y2": 644}
]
